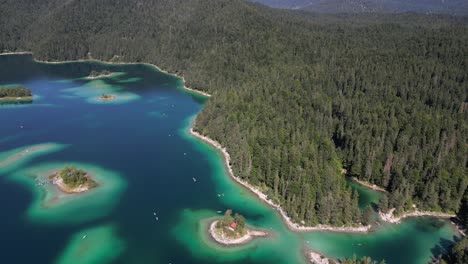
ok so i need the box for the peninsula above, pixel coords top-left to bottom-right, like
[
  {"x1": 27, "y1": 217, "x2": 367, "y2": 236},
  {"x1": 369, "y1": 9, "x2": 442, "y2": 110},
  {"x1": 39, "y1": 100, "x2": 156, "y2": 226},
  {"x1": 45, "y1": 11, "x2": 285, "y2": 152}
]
[
  {"x1": 0, "y1": 85, "x2": 32, "y2": 102},
  {"x1": 49, "y1": 166, "x2": 98, "y2": 193},
  {"x1": 208, "y1": 210, "x2": 268, "y2": 246}
]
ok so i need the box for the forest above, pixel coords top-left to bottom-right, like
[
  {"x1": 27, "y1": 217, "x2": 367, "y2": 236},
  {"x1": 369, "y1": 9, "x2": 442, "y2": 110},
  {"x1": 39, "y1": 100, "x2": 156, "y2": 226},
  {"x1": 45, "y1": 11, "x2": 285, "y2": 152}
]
[
  {"x1": 0, "y1": 0, "x2": 466, "y2": 227},
  {"x1": 0, "y1": 85, "x2": 31, "y2": 98},
  {"x1": 58, "y1": 166, "x2": 96, "y2": 189}
]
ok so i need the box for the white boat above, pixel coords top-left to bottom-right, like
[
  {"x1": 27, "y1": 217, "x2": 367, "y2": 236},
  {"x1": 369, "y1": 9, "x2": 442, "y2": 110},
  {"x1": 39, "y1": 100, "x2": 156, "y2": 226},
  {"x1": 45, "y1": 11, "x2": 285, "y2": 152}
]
[
  {"x1": 82, "y1": 235, "x2": 87, "y2": 239},
  {"x1": 192, "y1": 177, "x2": 196, "y2": 182}
]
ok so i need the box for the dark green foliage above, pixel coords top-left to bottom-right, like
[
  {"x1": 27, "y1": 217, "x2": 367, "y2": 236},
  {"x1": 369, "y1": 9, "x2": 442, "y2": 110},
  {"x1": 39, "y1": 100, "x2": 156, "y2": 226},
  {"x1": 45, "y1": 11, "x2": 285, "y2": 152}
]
[
  {"x1": 234, "y1": 213, "x2": 246, "y2": 232},
  {"x1": 362, "y1": 206, "x2": 374, "y2": 226},
  {"x1": 1, "y1": 0, "x2": 466, "y2": 225},
  {"x1": 0, "y1": 85, "x2": 31, "y2": 98},
  {"x1": 59, "y1": 166, "x2": 93, "y2": 188},
  {"x1": 436, "y1": 237, "x2": 468, "y2": 264},
  {"x1": 457, "y1": 191, "x2": 468, "y2": 231},
  {"x1": 342, "y1": 255, "x2": 385, "y2": 264},
  {"x1": 220, "y1": 209, "x2": 233, "y2": 227},
  {"x1": 217, "y1": 210, "x2": 246, "y2": 234}
]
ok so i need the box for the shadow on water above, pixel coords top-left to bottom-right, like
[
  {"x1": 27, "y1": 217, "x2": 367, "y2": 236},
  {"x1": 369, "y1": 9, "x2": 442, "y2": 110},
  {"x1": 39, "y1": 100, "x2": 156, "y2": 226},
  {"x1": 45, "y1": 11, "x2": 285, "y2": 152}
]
[
  {"x1": 430, "y1": 236, "x2": 461, "y2": 260},
  {"x1": 0, "y1": 99, "x2": 33, "y2": 106}
]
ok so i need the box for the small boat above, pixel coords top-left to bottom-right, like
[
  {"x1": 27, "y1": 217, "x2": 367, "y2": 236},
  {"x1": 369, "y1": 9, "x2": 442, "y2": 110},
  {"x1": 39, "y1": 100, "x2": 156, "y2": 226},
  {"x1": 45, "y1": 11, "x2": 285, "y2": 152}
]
[
  {"x1": 216, "y1": 211, "x2": 222, "y2": 213},
  {"x1": 192, "y1": 177, "x2": 197, "y2": 182},
  {"x1": 82, "y1": 235, "x2": 87, "y2": 239},
  {"x1": 217, "y1": 194, "x2": 221, "y2": 197},
  {"x1": 155, "y1": 217, "x2": 159, "y2": 221},
  {"x1": 375, "y1": 221, "x2": 381, "y2": 226},
  {"x1": 153, "y1": 212, "x2": 157, "y2": 216},
  {"x1": 183, "y1": 153, "x2": 187, "y2": 155}
]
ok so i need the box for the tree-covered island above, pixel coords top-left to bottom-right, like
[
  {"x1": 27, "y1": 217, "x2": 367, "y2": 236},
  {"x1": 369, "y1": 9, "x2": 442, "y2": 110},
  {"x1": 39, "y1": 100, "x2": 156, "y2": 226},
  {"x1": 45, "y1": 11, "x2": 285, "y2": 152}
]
[
  {"x1": 0, "y1": 85, "x2": 32, "y2": 102},
  {"x1": 49, "y1": 166, "x2": 98, "y2": 193},
  {"x1": 209, "y1": 209, "x2": 268, "y2": 246}
]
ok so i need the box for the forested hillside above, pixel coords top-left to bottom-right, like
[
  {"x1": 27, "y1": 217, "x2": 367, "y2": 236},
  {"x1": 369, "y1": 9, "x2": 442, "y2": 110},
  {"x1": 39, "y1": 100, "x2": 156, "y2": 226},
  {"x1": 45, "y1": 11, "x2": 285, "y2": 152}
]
[
  {"x1": 1, "y1": 0, "x2": 466, "y2": 226},
  {"x1": 250, "y1": 0, "x2": 468, "y2": 15}
]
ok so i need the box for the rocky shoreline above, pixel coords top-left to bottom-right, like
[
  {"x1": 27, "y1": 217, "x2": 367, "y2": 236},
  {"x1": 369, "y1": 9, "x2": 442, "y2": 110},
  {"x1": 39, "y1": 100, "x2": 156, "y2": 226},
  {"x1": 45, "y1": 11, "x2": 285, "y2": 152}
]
[
  {"x1": 379, "y1": 208, "x2": 455, "y2": 224},
  {"x1": 208, "y1": 220, "x2": 268, "y2": 246},
  {"x1": 189, "y1": 126, "x2": 371, "y2": 233}
]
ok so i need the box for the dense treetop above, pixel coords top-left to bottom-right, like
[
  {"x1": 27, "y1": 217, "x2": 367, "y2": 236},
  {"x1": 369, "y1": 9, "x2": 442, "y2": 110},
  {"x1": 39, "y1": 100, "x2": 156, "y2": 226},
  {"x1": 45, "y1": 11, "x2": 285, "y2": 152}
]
[
  {"x1": 249, "y1": 0, "x2": 468, "y2": 15},
  {"x1": 0, "y1": 85, "x2": 31, "y2": 98},
  {"x1": 58, "y1": 166, "x2": 96, "y2": 189},
  {"x1": 1, "y1": 0, "x2": 466, "y2": 226}
]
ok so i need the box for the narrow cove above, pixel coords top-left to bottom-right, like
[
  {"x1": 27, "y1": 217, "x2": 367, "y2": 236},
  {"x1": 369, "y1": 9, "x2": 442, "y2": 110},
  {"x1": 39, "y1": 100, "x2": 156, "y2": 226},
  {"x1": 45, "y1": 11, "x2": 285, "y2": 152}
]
[{"x1": 0, "y1": 54, "x2": 461, "y2": 264}]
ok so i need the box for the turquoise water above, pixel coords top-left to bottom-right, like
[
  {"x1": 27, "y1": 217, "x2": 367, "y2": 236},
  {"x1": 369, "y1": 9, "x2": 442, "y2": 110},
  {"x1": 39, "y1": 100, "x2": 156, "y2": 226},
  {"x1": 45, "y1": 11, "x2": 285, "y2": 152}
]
[{"x1": 0, "y1": 54, "x2": 459, "y2": 264}]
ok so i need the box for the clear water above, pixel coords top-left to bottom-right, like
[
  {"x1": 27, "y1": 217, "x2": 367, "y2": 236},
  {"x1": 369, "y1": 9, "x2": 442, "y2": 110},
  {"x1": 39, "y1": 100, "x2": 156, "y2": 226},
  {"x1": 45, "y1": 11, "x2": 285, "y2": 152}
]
[{"x1": 0, "y1": 54, "x2": 459, "y2": 264}]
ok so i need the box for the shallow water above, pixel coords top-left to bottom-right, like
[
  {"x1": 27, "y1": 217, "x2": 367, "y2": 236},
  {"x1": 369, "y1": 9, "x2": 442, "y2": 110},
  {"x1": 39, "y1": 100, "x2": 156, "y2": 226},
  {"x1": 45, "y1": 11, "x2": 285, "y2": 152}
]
[{"x1": 0, "y1": 54, "x2": 459, "y2": 264}]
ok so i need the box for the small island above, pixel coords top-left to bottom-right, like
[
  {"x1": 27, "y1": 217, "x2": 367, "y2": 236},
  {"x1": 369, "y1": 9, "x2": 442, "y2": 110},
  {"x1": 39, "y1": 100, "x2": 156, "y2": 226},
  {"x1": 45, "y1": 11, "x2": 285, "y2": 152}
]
[
  {"x1": 209, "y1": 209, "x2": 268, "y2": 246},
  {"x1": 49, "y1": 166, "x2": 98, "y2": 193},
  {"x1": 86, "y1": 70, "x2": 114, "y2": 79},
  {"x1": 0, "y1": 85, "x2": 33, "y2": 103},
  {"x1": 97, "y1": 94, "x2": 116, "y2": 101}
]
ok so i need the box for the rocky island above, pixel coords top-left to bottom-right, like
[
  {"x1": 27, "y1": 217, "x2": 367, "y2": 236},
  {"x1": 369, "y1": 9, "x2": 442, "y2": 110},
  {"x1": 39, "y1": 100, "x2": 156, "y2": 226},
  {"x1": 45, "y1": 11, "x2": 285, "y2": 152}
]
[
  {"x1": 209, "y1": 209, "x2": 268, "y2": 246},
  {"x1": 97, "y1": 94, "x2": 116, "y2": 101},
  {"x1": 0, "y1": 85, "x2": 32, "y2": 103},
  {"x1": 86, "y1": 70, "x2": 114, "y2": 79},
  {"x1": 49, "y1": 166, "x2": 98, "y2": 193}
]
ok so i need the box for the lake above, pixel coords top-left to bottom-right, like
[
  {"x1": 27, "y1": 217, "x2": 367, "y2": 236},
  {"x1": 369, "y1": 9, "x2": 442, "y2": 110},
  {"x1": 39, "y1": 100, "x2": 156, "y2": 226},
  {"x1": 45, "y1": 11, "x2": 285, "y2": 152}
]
[{"x1": 0, "y1": 54, "x2": 459, "y2": 264}]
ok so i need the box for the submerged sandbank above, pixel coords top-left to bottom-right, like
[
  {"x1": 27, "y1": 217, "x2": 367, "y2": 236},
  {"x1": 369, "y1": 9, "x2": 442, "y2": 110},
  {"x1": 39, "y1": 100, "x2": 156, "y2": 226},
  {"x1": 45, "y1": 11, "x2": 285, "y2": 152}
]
[
  {"x1": 7, "y1": 162, "x2": 126, "y2": 224},
  {"x1": 55, "y1": 224, "x2": 125, "y2": 264},
  {"x1": 172, "y1": 209, "x2": 304, "y2": 263},
  {"x1": 62, "y1": 79, "x2": 139, "y2": 104},
  {"x1": 0, "y1": 143, "x2": 68, "y2": 174}
]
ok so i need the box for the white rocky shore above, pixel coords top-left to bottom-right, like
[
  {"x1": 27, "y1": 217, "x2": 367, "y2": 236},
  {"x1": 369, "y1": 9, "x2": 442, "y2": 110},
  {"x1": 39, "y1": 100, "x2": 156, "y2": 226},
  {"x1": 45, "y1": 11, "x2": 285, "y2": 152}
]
[
  {"x1": 308, "y1": 250, "x2": 332, "y2": 264},
  {"x1": 209, "y1": 220, "x2": 268, "y2": 246},
  {"x1": 190, "y1": 127, "x2": 371, "y2": 233},
  {"x1": 379, "y1": 208, "x2": 455, "y2": 224}
]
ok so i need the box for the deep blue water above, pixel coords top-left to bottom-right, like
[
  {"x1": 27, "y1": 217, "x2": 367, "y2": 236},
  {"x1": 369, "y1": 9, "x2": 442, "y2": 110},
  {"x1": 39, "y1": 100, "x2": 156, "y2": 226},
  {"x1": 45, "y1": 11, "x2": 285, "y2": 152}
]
[{"x1": 0, "y1": 54, "x2": 459, "y2": 264}]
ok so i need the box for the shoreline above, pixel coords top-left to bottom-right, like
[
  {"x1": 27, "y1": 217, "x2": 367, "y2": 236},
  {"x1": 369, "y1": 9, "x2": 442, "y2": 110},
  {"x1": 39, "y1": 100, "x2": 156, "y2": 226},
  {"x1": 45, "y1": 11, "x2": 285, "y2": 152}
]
[
  {"x1": 2, "y1": 51, "x2": 460, "y2": 234},
  {"x1": 0, "y1": 96, "x2": 33, "y2": 101},
  {"x1": 379, "y1": 208, "x2": 466, "y2": 237},
  {"x1": 84, "y1": 73, "x2": 117, "y2": 80},
  {"x1": 0, "y1": 51, "x2": 212, "y2": 98},
  {"x1": 97, "y1": 95, "x2": 116, "y2": 101},
  {"x1": 351, "y1": 177, "x2": 387, "y2": 193},
  {"x1": 189, "y1": 126, "x2": 371, "y2": 233},
  {"x1": 48, "y1": 171, "x2": 95, "y2": 194},
  {"x1": 208, "y1": 220, "x2": 268, "y2": 246},
  {"x1": 51, "y1": 174, "x2": 91, "y2": 194},
  {"x1": 53, "y1": 177, "x2": 89, "y2": 194},
  {"x1": 379, "y1": 208, "x2": 455, "y2": 224},
  {"x1": 306, "y1": 249, "x2": 333, "y2": 264}
]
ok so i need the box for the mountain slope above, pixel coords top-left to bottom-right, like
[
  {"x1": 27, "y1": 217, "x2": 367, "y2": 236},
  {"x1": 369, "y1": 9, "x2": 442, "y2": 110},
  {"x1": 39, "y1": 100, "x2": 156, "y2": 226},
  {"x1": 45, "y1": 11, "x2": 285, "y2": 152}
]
[
  {"x1": 250, "y1": 0, "x2": 468, "y2": 15},
  {"x1": 1, "y1": 0, "x2": 467, "y2": 225}
]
